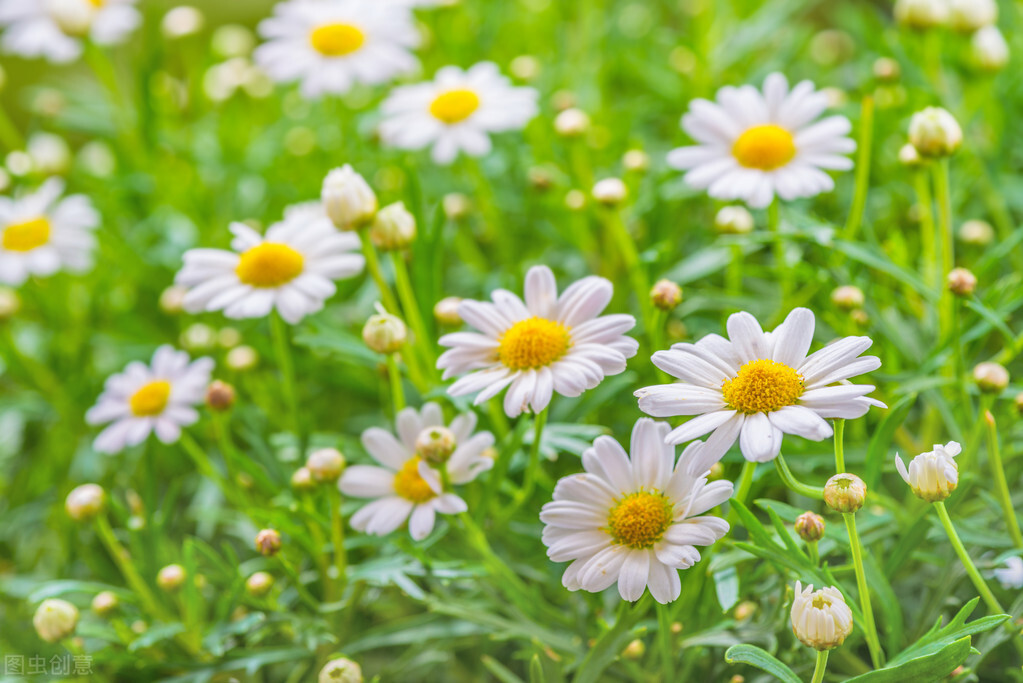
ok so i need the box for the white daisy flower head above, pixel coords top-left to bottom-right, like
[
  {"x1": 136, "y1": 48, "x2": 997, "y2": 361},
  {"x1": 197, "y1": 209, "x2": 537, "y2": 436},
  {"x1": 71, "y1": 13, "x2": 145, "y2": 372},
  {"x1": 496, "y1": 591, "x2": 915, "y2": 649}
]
[
  {"x1": 994, "y1": 556, "x2": 1023, "y2": 590},
  {"x1": 0, "y1": 178, "x2": 99, "y2": 286},
  {"x1": 635, "y1": 308, "x2": 885, "y2": 470},
  {"x1": 667, "y1": 72, "x2": 856, "y2": 209},
  {"x1": 894, "y1": 441, "x2": 960, "y2": 502},
  {"x1": 0, "y1": 0, "x2": 140, "y2": 63},
  {"x1": 438, "y1": 265, "x2": 638, "y2": 418},
  {"x1": 174, "y1": 203, "x2": 365, "y2": 324},
  {"x1": 790, "y1": 581, "x2": 853, "y2": 651},
  {"x1": 86, "y1": 346, "x2": 213, "y2": 454},
  {"x1": 540, "y1": 419, "x2": 732, "y2": 604},
  {"x1": 254, "y1": 0, "x2": 418, "y2": 98},
  {"x1": 339, "y1": 403, "x2": 494, "y2": 541},
  {"x1": 379, "y1": 62, "x2": 539, "y2": 165}
]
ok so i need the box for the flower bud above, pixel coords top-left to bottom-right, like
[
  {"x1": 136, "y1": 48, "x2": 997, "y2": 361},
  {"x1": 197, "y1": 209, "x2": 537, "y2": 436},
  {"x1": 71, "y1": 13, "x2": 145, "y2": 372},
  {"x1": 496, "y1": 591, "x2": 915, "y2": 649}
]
[
  {"x1": 307, "y1": 448, "x2": 346, "y2": 483},
  {"x1": 564, "y1": 189, "x2": 586, "y2": 211},
  {"x1": 362, "y1": 307, "x2": 407, "y2": 354},
  {"x1": 970, "y1": 26, "x2": 1009, "y2": 72},
  {"x1": 715, "y1": 206, "x2": 754, "y2": 234},
  {"x1": 181, "y1": 322, "x2": 217, "y2": 351},
  {"x1": 0, "y1": 286, "x2": 21, "y2": 320},
  {"x1": 91, "y1": 591, "x2": 118, "y2": 617},
  {"x1": 27, "y1": 133, "x2": 71, "y2": 175},
  {"x1": 734, "y1": 601, "x2": 757, "y2": 621},
  {"x1": 322, "y1": 165, "x2": 377, "y2": 231},
  {"x1": 291, "y1": 466, "x2": 315, "y2": 491},
  {"x1": 895, "y1": 0, "x2": 948, "y2": 30},
  {"x1": 592, "y1": 178, "x2": 627, "y2": 206},
  {"x1": 255, "y1": 529, "x2": 282, "y2": 556},
  {"x1": 246, "y1": 571, "x2": 274, "y2": 597},
  {"x1": 623, "y1": 149, "x2": 649, "y2": 173},
  {"x1": 554, "y1": 108, "x2": 589, "y2": 137},
  {"x1": 226, "y1": 345, "x2": 259, "y2": 371},
  {"x1": 65, "y1": 484, "x2": 106, "y2": 522},
  {"x1": 824, "y1": 473, "x2": 866, "y2": 514},
  {"x1": 528, "y1": 166, "x2": 554, "y2": 192},
  {"x1": 218, "y1": 327, "x2": 241, "y2": 348},
  {"x1": 510, "y1": 55, "x2": 540, "y2": 81},
  {"x1": 33, "y1": 599, "x2": 79, "y2": 643},
  {"x1": 898, "y1": 143, "x2": 922, "y2": 167},
  {"x1": 830, "y1": 285, "x2": 864, "y2": 311},
  {"x1": 416, "y1": 426, "x2": 456, "y2": 465},
  {"x1": 795, "y1": 511, "x2": 826, "y2": 543},
  {"x1": 205, "y1": 380, "x2": 236, "y2": 411},
  {"x1": 908, "y1": 107, "x2": 962, "y2": 159},
  {"x1": 1016, "y1": 392, "x2": 1023, "y2": 416},
  {"x1": 790, "y1": 582, "x2": 853, "y2": 650},
  {"x1": 650, "y1": 279, "x2": 682, "y2": 311},
  {"x1": 872, "y1": 57, "x2": 901, "y2": 82},
  {"x1": 895, "y1": 441, "x2": 960, "y2": 502},
  {"x1": 973, "y1": 361, "x2": 1009, "y2": 393},
  {"x1": 162, "y1": 6, "x2": 205, "y2": 39},
  {"x1": 948, "y1": 0, "x2": 996, "y2": 32},
  {"x1": 370, "y1": 202, "x2": 416, "y2": 251},
  {"x1": 157, "y1": 564, "x2": 187, "y2": 592},
  {"x1": 622, "y1": 639, "x2": 645, "y2": 659},
  {"x1": 959, "y1": 219, "x2": 994, "y2": 246},
  {"x1": 442, "y1": 193, "x2": 471, "y2": 220},
  {"x1": 433, "y1": 296, "x2": 462, "y2": 326},
  {"x1": 212, "y1": 24, "x2": 254, "y2": 58},
  {"x1": 946, "y1": 268, "x2": 977, "y2": 297},
  {"x1": 159, "y1": 285, "x2": 188, "y2": 315},
  {"x1": 319, "y1": 657, "x2": 363, "y2": 683}
]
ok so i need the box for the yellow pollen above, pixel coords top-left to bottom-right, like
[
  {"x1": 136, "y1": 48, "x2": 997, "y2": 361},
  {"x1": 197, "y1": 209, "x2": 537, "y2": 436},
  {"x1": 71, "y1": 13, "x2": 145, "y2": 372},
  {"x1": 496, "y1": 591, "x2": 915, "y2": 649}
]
[
  {"x1": 2, "y1": 216, "x2": 51, "y2": 252},
  {"x1": 721, "y1": 358, "x2": 804, "y2": 414},
  {"x1": 393, "y1": 457, "x2": 435, "y2": 504},
  {"x1": 429, "y1": 89, "x2": 481, "y2": 124},
  {"x1": 497, "y1": 317, "x2": 571, "y2": 370},
  {"x1": 235, "y1": 243, "x2": 305, "y2": 288},
  {"x1": 812, "y1": 594, "x2": 833, "y2": 609},
  {"x1": 606, "y1": 491, "x2": 673, "y2": 549},
  {"x1": 309, "y1": 22, "x2": 365, "y2": 56},
  {"x1": 130, "y1": 380, "x2": 171, "y2": 417},
  {"x1": 732, "y1": 124, "x2": 797, "y2": 170}
]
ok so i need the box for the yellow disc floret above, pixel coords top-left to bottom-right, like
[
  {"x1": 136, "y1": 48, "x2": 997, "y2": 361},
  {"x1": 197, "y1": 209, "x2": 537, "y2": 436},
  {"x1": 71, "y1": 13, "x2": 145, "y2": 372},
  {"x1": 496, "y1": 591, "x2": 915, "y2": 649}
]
[
  {"x1": 606, "y1": 491, "x2": 674, "y2": 549},
  {"x1": 721, "y1": 358, "x2": 804, "y2": 414},
  {"x1": 429, "y1": 89, "x2": 481, "y2": 125},
  {"x1": 732, "y1": 124, "x2": 797, "y2": 170},
  {"x1": 393, "y1": 457, "x2": 435, "y2": 504},
  {"x1": 130, "y1": 380, "x2": 172, "y2": 417},
  {"x1": 235, "y1": 243, "x2": 305, "y2": 288},
  {"x1": 3, "y1": 216, "x2": 51, "y2": 252},
  {"x1": 497, "y1": 317, "x2": 572, "y2": 370},
  {"x1": 309, "y1": 23, "x2": 365, "y2": 57}
]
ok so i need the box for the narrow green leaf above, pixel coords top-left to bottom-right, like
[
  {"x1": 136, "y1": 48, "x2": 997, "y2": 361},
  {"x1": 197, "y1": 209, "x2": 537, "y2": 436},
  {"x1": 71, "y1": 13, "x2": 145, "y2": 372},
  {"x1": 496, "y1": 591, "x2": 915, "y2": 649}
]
[
  {"x1": 845, "y1": 636, "x2": 973, "y2": 682},
  {"x1": 724, "y1": 644, "x2": 802, "y2": 683}
]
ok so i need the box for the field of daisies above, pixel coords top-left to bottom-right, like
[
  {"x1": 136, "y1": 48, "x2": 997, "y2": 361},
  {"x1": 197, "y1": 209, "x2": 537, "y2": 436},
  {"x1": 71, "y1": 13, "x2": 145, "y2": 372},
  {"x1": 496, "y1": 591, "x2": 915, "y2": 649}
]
[{"x1": 2, "y1": 0, "x2": 1023, "y2": 681}]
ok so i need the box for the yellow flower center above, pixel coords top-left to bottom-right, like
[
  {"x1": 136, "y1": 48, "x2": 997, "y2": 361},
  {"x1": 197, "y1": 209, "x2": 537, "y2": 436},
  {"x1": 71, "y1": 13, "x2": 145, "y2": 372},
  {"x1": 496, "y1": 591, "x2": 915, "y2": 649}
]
[
  {"x1": 235, "y1": 243, "x2": 305, "y2": 288},
  {"x1": 732, "y1": 124, "x2": 797, "y2": 170},
  {"x1": 393, "y1": 457, "x2": 435, "y2": 504},
  {"x1": 811, "y1": 594, "x2": 833, "y2": 609},
  {"x1": 429, "y1": 89, "x2": 481, "y2": 124},
  {"x1": 497, "y1": 317, "x2": 572, "y2": 370},
  {"x1": 721, "y1": 358, "x2": 804, "y2": 414},
  {"x1": 87, "y1": 0, "x2": 105, "y2": 7},
  {"x1": 606, "y1": 491, "x2": 674, "y2": 549},
  {"x1": 309, "y1": 23, "x2": 365, "y2": 57},
  {"x1": 2, "y1": 216, "x2": 51, "y2": 252},
  {"x1": 130, "y1": 380, "x2": 171, "y2": 417}
]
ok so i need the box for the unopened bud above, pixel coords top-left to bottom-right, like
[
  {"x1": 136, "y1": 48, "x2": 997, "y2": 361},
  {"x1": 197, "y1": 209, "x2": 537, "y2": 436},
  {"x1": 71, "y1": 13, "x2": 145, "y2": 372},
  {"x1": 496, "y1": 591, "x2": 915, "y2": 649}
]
[
  {"x1": 592, "y1": 178, "x2": 627, "y2": 206},
  {"x1": 0, "y1": 286, "x2": 21, "y2": 320},
  {"x1": 795, "y1": 511, "x2": 826, "y2": 542},
  {"x1": 895, "y1": 0, "x2": 948, "y2": 30},
  {"x1": 830, "y1": 285, "x2": 864, "y2": 311},
  {"x1": 650, "y1": 279, "x2": 682, "y2": 311},
  {"x1": 157, "y1": 564, "x2": 187, "y2": 591},
  {"x1": 181, "y1": 322, "x2": 216, "y2": 351},
  {"x1": 291, "y1": 466, "x2": 315, "y2": 491},
  {"x1": 509, "y1": 55, "x2": 541, "y2": 81},
  {"x1": 362, "y1": 306, "x2": 407, "y2": 354},
  {"x1": 973, "y1": 362, "x2": 1009, "y2": 393},
  {"x1": 947, "y1": 268, "x2": 977, "y2": 297},
  {"x1": 565, "y1": 189, "x2": 586, "y2": 211},
  {"x1": 715, "y1": 206, "x2": 754, "y2": 234},
  {"x1": 824, "y1": 473, "x2": 866, "y2": 514},
  {"x1": 319, "y1": 657, "x2": 363, "y2": 683},
  {"x1": 246, "y1": 571, "x2": 274, "y2": 597},
  {"x1": 91, "y1": 591, "x2": 118, "y2": 617},
  {"x1": 322, "y1": 165, "x2": 377, "y2": 231},
  {"x1": 433, "y1": 296, "x2": 462, "y2": 326},
  {"x1": 622, "y1": 639, "x2": 645, "y2": 659},
  {"x1": 416, "y1": 426, "x2": 457, "y2": 465},
  {"x1": 226, "y1": 345, "x2": 259, "y2": 371},
  {"x1": 554, "y1": 108, "x2": 590, "y2": 137},
  {"x1": 959, "y1": 219, "x2": 994, "y2": 246},
  {"x1": 623, "y1": 149, "x2": 649, "y2": 173},
  {"x1": 162, "y1": 6, "x2": 205, "y2": 39},
  {"x1": 948, "y1": 0, "x2": 997, "y2": 32},
  {"x1": 307, "y1": 448, "x2": 346, "y2": 483},
  {"x1": 873, "y1": 57, "x2": 901, "y2": 82},
  {"x1": 442, "y1": 193, "x2": 471, "y2": 220},
  {"x1": 255, "y1": 529, "x2": 282, "y2": 556},
  {"x1": 205, "y1": 380, "x2": 236, "y2": 411},
  {"x1": 33, "y1": 599, "x2": 78, "y2": 643},
  {"x1": 65, "y1": 484, "x2": 106, "y2": 522},
  {"x1": 1015, "y1": 392, "x2": 1023, "y2": 416},
  {"x1": 909, "y1": 107, "x2": 962, "y2": 159},
  {"x1": 370, "y1": 202, "x2": 416, "y2": 251},
  {"x1": 970, "y1": 26, "x2": 1009, "y2": 72},
  {"x1": 734, "y1": 601, "x2": 757, "y2": 621},
  {"x1": 898, "y1": 143, "x2": 923, "y2": 167}
]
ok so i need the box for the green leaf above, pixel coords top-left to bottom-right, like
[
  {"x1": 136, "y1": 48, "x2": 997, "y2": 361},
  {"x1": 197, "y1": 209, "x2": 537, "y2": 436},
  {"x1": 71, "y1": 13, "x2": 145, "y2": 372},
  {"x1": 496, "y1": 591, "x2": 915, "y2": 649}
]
[
  {"x1": 529, "y1": 654, "x2": 546, "y2": 683},
  {"x1": 724, "y1": 644, "x2": 802, "y2": 683},
  {"x1": 845, "y1": 636, "x2": 972, "y2": 682},
  {"x1": 714, "y1": 566, "x2": 740, "y2": 613},
  {"x1": 887, "y1": 598, "x2": 1008, "y2": 666},
  {"x1": 482, "y1": 655, "x2": 526, "y2": 683}
]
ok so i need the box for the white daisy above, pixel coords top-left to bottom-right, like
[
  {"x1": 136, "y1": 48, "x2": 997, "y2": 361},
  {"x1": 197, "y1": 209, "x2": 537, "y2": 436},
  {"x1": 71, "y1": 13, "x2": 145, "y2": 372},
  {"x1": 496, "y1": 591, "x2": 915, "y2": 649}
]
[
  {"x1": 0, "y1": 0, "x2": 140, "y2": 63},
  {"x1": 994, "y1": 557, "x2": 1023, "y2": 590},
  {"x1": 86, "y1": 345, "x2": 213, "y2": 454},
  {"x1": 667, "y1": 72, "x2": 855, "y2": 209},
  {"x1": 254, "y1": 0, "x2": 418, "y2": 98},
  {"x1": 635, "y1": 308, "x2": 885, "y2": 470},
  {"x1": 540, "y1": 419, "x2": 732, "y2": 604},
  {"x1": 894, "y1": 441, "x2": 960, "y2": 502},
  {"x1": 0, "y1": 178, "x2": 99, "y2": 286},
  {"x1": 340, "y1": 403, "x2": 494, "y2": 541},
  {"x1": 438, "y1": 265, "x2": 638, "y2": 418},
  {"x1": 379, "y1": 62, "x2": 539, "y2": 165},
  {"x1": 174, "y1": 203, "x2": 365, "y2": 325}
]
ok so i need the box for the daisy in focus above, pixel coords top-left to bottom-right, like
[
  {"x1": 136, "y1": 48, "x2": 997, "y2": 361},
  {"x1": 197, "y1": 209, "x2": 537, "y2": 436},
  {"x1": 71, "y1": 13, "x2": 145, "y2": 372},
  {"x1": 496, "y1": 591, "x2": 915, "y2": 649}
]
[
  {"x1": 340, "y1": 403, "x2": 494, "y2": 541},
  {"x1": 636, "y1": 308, "x2": 884, "y2": 469},
  {"x1": 379, "y1": 62, "x2": 539, "y2": 165},
  {"x1": 86, "y1": 346, "x2": 213, "y2": 454},
  {"x1": 894, "y1": 441, "x2": 960, "y2": 502},
  {"x1": 0, "y1": 0, "x2": 140, "y2": 63},
  {"x1": 0, "y1": 178, "x2": 99, "y2": 286},
  {"x1": 667, "y1": 73, "x2": 855, "y2": 209},
  {"x1": 175, "y1": 203, "x2": 365, "y2": 324},
  {"x1": 438, "y1": 265, "x2": 638, "y2": 417},
  {"x1": 254, "y1": 0, "x2": 418, "y2": 98},
  {"x1": 540, "y1": 419, "x2": 732, "y2": 604}
]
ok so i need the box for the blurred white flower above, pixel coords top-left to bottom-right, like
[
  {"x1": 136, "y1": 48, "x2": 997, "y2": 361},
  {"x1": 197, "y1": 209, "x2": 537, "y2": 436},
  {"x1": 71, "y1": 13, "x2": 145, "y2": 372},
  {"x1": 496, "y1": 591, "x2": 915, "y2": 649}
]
[
  {"x1": 86, "y1": 346, "x2": 213, "y2": 454},
  {"x1": 27, "y1": 132, "x2": 71, "y2": 175},
  {"x1": 0, "y1": 0, "x2": 140, "y2": 63},
  {"x1": 994, "y1": 556, "x2": 1023, "y2": 590},
  {"x1": 161, "y1": 6, "x2": 203, "y2": 39},
  {"x1": 895, "y1": 441, "x2": 960, "y2": 502},
  {"x1": 667, "y1": 73, "x2": 855, "y2": 209},
  {"x1": 254, "y1": 0, "x2": 419, "y2": 98},
  {"x1": 0, "y1": 178, "x2": 99, "y2": 286},
  {"x1": 540, "y1": 419, "x2": 731, "y2": 603},
  {"x1": 340, "y1": 403, "x2": 493, "y2": 540},
  {"x1": 971, "y1": 26, "x2": 1009, "y2": 72},
  {"x1": 379, "y1": 62, "x2": 539, "y2": 165},
  {"x1": 790, "y1": 581, "x2": 853, "y2": 650},
  {"x1": 948, "y1": 0, "x2": 996, "y2": 32},
  {"x1": 438, "y1": 265, "x2": 638, "y2": 417}
]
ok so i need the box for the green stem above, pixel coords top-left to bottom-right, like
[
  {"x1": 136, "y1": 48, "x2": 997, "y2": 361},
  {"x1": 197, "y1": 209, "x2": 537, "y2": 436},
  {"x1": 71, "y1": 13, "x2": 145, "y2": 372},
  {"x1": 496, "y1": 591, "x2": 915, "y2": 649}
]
[
  {"x1": 914, "y1": 169, "x2": 938, "y2": 301},
  {"x1": 844, "y1": 512, "x2": 884, "y2": 668},
  {"x1": 93, "y1": 516, "x2": 175, "y2": 625},
  {"x1": 933, "y1": 501, "x2": 1004, "y2": 614},
  {"x1": 269, "y1": 312, "x2": 302, "y2": 443},
  {"x1": 358, "y1": 229, "x2": 401, "y2": 316},
  {"x1": 179, "y1": 431, "x2": 243, "y2": 505},
  {"x1": 768, "y1": 200, "x2": 787, "y2": 305},
  {"x1": 810, "y1": 649, "x2": 830, "y2": 683},
  {"x1": 726, "y1": 242, "x2": 743, "y2": 300},
  {"x1": 844, "y1": 96, "x2": 874, "y2": 243},
  {"x1": 733, "y1": 461, "x2": 756, "y2": 508},
  {"x1": 774, "y1": 454, "x2": 824, "y2": 500},
  {"x1": 833, "y1": 419, "x2": 846, "y2": 473},
  {"x1": 575, "y1": 597, "x2": 649, "y2": 683},
  {"x1": 808, "y1": 540, "x2": 820, "y2": 567},
  {"x1": 933, "y1": 160, "x2": 955, "y2": 341},
  {"x1": 328, "y1": 488, "x2": 348, "y2": 597},
  {"x1": 604, "y1": 208, "x2": 654, "y2": 349},
  {"x1": 984, "y1": 412, "x2": 1023, "y2": 549},
  {"x1": 391, "y1": 251, "x2": 437, "y2": 379},
  {"x1": 386, "y1": 353, "x2": 406, "y2": 414},
  {"x1": 276, "y1": 554, "x2": 322, "y2": 611},
  {"x1": 656, "y1": 602, "x2": 675, "y2": 682},
  {"x1": 514, "y1": 409, "x2": 549, "y2": 509}
]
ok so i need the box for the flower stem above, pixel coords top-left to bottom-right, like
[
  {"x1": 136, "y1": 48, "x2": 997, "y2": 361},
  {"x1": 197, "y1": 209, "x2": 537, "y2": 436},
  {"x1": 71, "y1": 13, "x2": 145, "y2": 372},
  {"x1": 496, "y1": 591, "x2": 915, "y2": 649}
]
[
  {"x1": 276, "y1": 554, "x2": 322, "y2": 611},
  {"x1": 514, "y1": 408, "x2": 549, "y2": 508},
  {"x1": 933, "y1": 160, "x2": 955, "y2": 341},
  {"x1": 843, "y1": 512, "x2": 884, "y2": 668},
  {"x1": 391, "y1": 250, "x2": 437, "y2": 378},
  {"x1": 726, "y1": 242, "x2": 743, "y2": 299},
  {"x1": 774, "y1": 454, "x2": 824, "y2": 500},
  {"x1": 328, "y1": 487, "x2": 348, "y2": 598},
  {"x1": 933, "y1": 501, "x2": 1004, "y2": 613},
  {"x1": 604, "y1": 208, "x2": 654, "y2": 349},
  {"x1": 386, "y1": 353, "x2": 406, "y2": 414},
  {"x1": 656, "y1": 602, "x2": 675, "y2": 682},
  {"x1": 807, "y1": 540, "x2": 820, "y2": 567},
  {"x1": 833, "y1": 418, "x2": 846, "y2": 473},
  {"x1": 984, "y1": 412, "x2": 1023, "y2": 549},
  {"x1": 914, "y1": 169, "x2": 938, "y2": 297},
  {"x1": 358, "y1": 229, "x2": 401, "y2": 317},
  {"x1": 810, "y1": 649, "x2": 830, "y2": 683},
  {"x1": 94, "y1": 515, "x2": 175, "y2": 625},
  {"x1": 768, "y1": 200, "x2": 787, "y2": 304},
  {"x1": 733, "y1": 461, "x2": 757, "y2": 508},
  {"x1": 843, "y1": 95, "x2": 874, "y2": 243},
  {"x1": 179, "y1": 431, "x2": 239, "y2": 505},
  {"x1": 269, "y1": 312, "x2": 302, "y2": 443}
]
